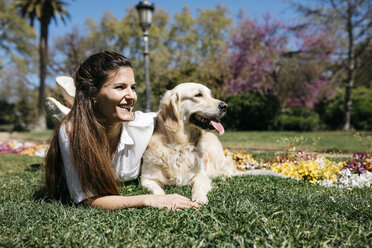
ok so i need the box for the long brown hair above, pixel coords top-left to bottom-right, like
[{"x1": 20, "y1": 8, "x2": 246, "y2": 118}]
[{"x1": 45, "y1": 51, "x2": 133, "y2": 201}]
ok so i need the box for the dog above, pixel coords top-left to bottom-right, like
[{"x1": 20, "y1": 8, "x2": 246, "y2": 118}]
[{"x1": 140, "y1": 83, "x2": 283, "y2": 204}]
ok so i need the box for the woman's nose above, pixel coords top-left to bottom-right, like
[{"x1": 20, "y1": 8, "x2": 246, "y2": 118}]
[{"x1": 125, "y1": 88, "x2": 135, "y2": 98}]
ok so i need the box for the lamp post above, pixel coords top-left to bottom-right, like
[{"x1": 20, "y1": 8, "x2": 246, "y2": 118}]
[{"x1": 136, "y1": 0, "x2": 154, "y2": 113}]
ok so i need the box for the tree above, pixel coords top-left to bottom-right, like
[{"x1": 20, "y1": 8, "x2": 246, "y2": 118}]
[
  {"x1": 354, "y1": 37, "x2": 372, "y2": 89},
  {"x1": 293, "y1": 0, "x2": 372, "y2": 129},
  {"x1": 16, "y1": 0, "x2": 70, "y2": 130},
  {"x1": 49, "y1": 26, "x2": 92, "y2": 76},
  {"x1": 156, "y1": 5, "x2": 233, "y2": 98},
  {"x1": 193, "y1": 5, "x2": 233, "y2": 97},
  {"x1": 0, "y1": 0, "x2": 36, "y2": 76},
  {"x1": 223, "y1": 15, "x2": 334, "y2": 108},
  {"x1": 0, "y1": 67, "x2": 39, "y2": 128},
  {"x1": 195, "y1": 5, "x2": 232, "y2": 60},
  {"x1": 166, "y1": 6, "x2": 197, "y2": 67}
]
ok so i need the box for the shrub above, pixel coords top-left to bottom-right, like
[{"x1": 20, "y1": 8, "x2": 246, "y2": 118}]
[
  {"x1": 323, "y1": 86, "x2": 372, "y2": 130},
  {"x1": 223, "y1": 93, "x2": 280, "y2": 130},
  {"x1": 0, "y1": 100, "x2": 15, "y2": 124},
  {"x1": 351, "y1": 87, "x2": 372, "y2": 130},
  {"x1": 273, "y1": 107, "x2": 320, "y2": 131}
]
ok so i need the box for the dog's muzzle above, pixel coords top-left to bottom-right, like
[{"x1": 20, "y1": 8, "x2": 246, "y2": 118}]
[
  {"x1": 189, "y1": 101, "x2": 227, "y2": 135},
  {"x1": 218, "y1": 101, "x2": 228, "y2": 114}
]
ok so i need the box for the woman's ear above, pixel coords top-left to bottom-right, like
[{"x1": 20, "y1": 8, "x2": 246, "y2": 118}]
[{"x1": 158, "y1": 91, "x2": 180, "y2": 132}]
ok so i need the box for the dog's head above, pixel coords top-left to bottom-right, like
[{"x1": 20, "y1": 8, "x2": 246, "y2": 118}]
[{"x1": 158, "y1": 82, "x2": 227, "y2": 136}]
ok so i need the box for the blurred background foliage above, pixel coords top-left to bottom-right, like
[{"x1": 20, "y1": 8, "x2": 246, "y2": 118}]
[{"x1": 0, "y1": 0, "x2": 371, "y2": 131}]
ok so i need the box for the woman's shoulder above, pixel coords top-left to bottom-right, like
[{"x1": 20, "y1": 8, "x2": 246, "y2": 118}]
[
  {"x1": 58, "y1": 121, "x2": 70, "y2": 143},
  {"x1": 58, "y1": 120, "x2": 75, "y2": 143},
  {"x1": 128, "y1": 111, "x2": 157, "y2": 127},
  {"x1": 134, "y1": 111, "x2": 157, "y2": 119}
]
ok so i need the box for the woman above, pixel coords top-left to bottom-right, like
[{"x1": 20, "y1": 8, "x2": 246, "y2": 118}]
[{"x1": 45, "y1": 51, "x2": 199, "y2": 210}]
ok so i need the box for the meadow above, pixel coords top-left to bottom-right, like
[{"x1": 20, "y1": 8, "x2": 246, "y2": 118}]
[
  {"x1": 1, "y1": 131, "x2": 371, "y2": 247},
  {"x1": 220, "y1": 131, "x2": 372, "y2": 154}
]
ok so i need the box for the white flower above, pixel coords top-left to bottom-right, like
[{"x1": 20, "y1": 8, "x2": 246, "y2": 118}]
[
  {"x1": 34, "y1": 147, "x2": 47, "y2": 157},
  {"x1": 318, "y1": 169, "x2": 372, "y2": 188},
  {"x1": 316, "y1": 156, "x2": 325, "y2": 167}
]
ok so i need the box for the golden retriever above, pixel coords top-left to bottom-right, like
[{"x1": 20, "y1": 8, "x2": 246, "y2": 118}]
[{"x1": 140, "y1": 83, "x2": 283, "y2": 204}]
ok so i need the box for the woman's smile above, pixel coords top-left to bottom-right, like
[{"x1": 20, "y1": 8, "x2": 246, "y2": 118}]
[{"x1": 96, "y1": 66, "x2": 137, "y2": 123}]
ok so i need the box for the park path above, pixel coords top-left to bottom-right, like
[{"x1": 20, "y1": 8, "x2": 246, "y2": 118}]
[
  {"x1": 0, "y1": 132, "x2": 11, "y2": 142},
  {"x1": 0, "y1": 132, "x2": 49, "y2": 143}
]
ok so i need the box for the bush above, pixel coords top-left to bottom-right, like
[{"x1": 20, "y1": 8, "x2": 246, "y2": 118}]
[
  {"x1": 273, "y1": 107, "x2": 320, "y2": 131},
  {"x1": 0, "y1": 100, "x2": 15, "y2": 124},
  {"x1": 323, "y1": 86, "x2": 372, "y2": 130},
  {"x1": 223, "y1": 93, "x2": 280, "y2": 130},
  {"x1": 351, "y1": 87, "x2": 372, "y2": 130}
]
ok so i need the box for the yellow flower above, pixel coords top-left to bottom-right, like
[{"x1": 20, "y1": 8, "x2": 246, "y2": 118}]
[{"x1": 269, "y1": 155, "x2": 344, "y2": 183}]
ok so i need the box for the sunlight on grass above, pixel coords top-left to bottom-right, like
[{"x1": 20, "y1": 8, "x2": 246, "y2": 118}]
[
  {"x1": 1, "y1": 130, "x2": 53, "y2": 143},
  {"x1": 0, "y1": 154, "x2": 371, "y2": 247},
  {"x1": 219, "y1": 131, "x2": 372, "y2": 153}
]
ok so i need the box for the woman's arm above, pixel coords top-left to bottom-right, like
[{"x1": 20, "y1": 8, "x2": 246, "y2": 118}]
[{"x1": 85, "y1": 194, "x2": 200, "y2": 210}]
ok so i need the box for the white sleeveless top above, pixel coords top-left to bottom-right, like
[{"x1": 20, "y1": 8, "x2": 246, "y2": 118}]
[{"x1": 58, "y1": 111, "x2": 156, "y2": 203}]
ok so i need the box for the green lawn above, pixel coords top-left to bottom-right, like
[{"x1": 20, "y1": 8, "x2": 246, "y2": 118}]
[
  {"x1": 1, "y1": 130, "x2": 53, "y2": 143},
  {"x1": 1, "y1": 153, "x2": 371, "y2": 247},
  {"x1": 3, "y1": 130, "x2": 372, "y2": 154},
  {"x1": 219, "y1": 131, "x2": 372, "y2": 154}
]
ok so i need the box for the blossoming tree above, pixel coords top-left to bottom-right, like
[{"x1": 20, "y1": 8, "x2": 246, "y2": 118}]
[{"x1": 223, "y1": 15, "x2": 334, "y2": 109}]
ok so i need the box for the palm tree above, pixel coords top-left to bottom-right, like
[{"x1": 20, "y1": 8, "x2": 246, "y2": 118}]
[{"x1": 16, "y1": 0, "x2": 69, "y2": 130}]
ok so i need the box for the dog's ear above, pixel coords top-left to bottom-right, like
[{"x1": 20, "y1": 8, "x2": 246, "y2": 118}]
[{"x1": 158, "y1": 90, "x2": 180, "y2": 132}]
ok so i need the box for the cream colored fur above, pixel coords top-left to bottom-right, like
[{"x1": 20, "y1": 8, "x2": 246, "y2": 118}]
[
  {"x1": 141, "y1": 83, "x2": 285, "y2": 204},
  {"x1": 140, "y1": 83, "x2": 231, "y2": 203}
]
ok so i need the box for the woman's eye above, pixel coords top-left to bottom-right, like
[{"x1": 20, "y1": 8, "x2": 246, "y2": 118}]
[
  {"x1": 115, "y1": 86, "x2": 124, "y2": 89},
  {"x1": 195, "y1": 92, "x2": 203, "y2": 97},
  {"x1": 131, "y1": 86, "x2": 136, "y2": 91}
]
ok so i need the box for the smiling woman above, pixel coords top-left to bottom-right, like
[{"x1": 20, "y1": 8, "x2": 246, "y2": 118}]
[
  {"x1": 44, "y1": 51, "x2": 199, "y2": 210},
  {"x1": 95, "y1": 67, "x2": 137, "y2": 123}
]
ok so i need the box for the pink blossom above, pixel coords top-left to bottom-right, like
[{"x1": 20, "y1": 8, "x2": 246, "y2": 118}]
[{"x1": 222, "y1": 14, "x2": 335, "y2": 108}]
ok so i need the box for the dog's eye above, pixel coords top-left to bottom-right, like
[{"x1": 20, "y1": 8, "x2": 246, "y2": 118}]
[{"x1": 195, "y1": 92, "x2": 203, "y2": 97}]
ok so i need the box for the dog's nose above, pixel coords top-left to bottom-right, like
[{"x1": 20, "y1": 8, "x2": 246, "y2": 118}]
[{"x1": 218, "y1": 101, "x2": 228, "y2": 112}]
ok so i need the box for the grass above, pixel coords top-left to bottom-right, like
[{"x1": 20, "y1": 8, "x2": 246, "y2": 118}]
[
  {"x1": 0, "y1": 130, "x2": 53, "y2": 143},
  {"x1": 1, "y1": 153, "x2": 372, "y2": 247},
  {"x1": 2, "y1": 130, "x2": 371, "y2": 154},
  {"x1": 0, "y1": 124, "x2": 12, "y2": 132},
  {"x1": 219, "y1": 131, "x2": 372, "y2": 154}
]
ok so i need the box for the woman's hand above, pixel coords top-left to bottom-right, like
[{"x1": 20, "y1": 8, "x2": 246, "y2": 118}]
[
  {"x1": 85, "y1": 194, "x2": 200, "y2": 210},
  {"x1": 144, "y1": 194, "x2": 200, "y2": 210}
]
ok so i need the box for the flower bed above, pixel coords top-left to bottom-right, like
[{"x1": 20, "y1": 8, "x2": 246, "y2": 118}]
[
  {"x1": 226, "y1": 149, "x2": 372, "y2": 188},
  {"x1": 318, "y1": 153, "x2": 372, "y2": 188},
  {"x1": 224, "y1": 149, "x2": 269, "y2": 170},
  {"x1": 0, "y1": 140, "x2": 47, "y2": 157},
  {"x1": 269, "y1": 152, "x2": 344, "y2": 184}
]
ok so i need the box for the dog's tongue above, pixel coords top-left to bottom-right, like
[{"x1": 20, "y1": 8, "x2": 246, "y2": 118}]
[{"x1": 211, "y1": 120, "x2": 225, "y2": 135}]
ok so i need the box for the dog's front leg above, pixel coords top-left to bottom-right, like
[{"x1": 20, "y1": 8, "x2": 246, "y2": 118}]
[
  {"x1": 191, "y1": 172, "x2": 212, "y2": 204},
  {"x1": 141, "y1": 178, "x2": 166, "y2": 195}
]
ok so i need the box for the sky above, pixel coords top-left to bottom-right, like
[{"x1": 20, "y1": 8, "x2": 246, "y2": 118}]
[{"x1": 48, "y1": 0, "x2": 299, "y2": 40}]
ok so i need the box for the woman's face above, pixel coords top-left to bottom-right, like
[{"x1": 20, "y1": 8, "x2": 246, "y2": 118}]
[{"x1": 95, "y1": 66, "x2": 137, "y2": 124}]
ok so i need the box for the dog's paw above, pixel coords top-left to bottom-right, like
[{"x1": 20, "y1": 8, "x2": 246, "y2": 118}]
[
  {"x1": 152, "y1": 189, "x2": 166, "y2": 195},
  {"x1": 192, "y1": 194, "x2": 209, "y2": 204}
]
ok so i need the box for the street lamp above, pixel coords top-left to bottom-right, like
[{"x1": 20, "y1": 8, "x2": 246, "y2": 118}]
[{"x1": 136, "y1": 0, "x2": 155, "y2": 113}]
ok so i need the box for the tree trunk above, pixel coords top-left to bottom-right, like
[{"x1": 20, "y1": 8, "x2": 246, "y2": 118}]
[
  {"x1": 342, "y1": 0, "x2": 355, "y2": 130},
  {"x1": 34, "y1": 19, "x2": 49, "y2": 130}
]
